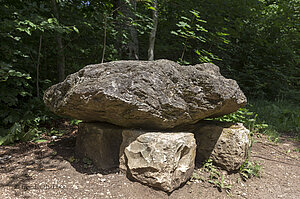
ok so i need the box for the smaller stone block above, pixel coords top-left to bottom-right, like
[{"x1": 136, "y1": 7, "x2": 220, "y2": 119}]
[
  {"x1": 194, "y1": 121, "x2": 250, "y2": 171},
  {"x1": 76, "y1": 122, "x2": 123, "y2": 169},
  {"x1": 120, "y1": 130, "x2": 196, "y2": 192}
]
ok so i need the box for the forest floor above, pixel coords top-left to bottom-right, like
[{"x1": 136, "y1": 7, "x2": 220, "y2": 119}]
[{"x1": 0, "y1": 123, "x2": 300, "y2": 199}]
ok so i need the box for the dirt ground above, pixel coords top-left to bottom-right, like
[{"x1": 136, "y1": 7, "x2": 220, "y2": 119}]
[{"x1": 0, "y1": 126, "x2": 299, "y2": 199}]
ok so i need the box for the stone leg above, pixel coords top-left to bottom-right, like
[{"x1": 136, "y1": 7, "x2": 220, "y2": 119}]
[
  {"x1": 76, "y1": 122, "x2": 123, "y2": 169},
  {"x1": 120, "y1": 130, "x2": 196, "y2": 192},
  {"x1": 194, "y1": 121, "x2": 250, "y2": 171}
]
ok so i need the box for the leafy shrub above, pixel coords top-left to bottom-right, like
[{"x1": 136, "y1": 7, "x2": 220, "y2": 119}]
[
  {"x1": 210, "y1": 107, "x2": 268, "y2": 133},
  {"x1": 240, "y1": 160, "x2": 262, "y2": 180},
  {"x1": 0, "y1": 63, "x2": 32, "y2": 126},
  {"x1": 0, "y1": 100, "x2": 51, "y2": 145},
  {"x1": 0, "y1": 63, "x2": 53, "y2": 145}
]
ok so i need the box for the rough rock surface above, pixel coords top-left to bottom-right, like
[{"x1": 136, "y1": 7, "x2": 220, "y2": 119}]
[
  {"x1": 119, "y1": 130, "x2": 196, "y2": 192},
  {"x1": 75, "y1": 122, "x2": 123, "y2": 169},
  {"x1": 44, "y1": 59, "x2": 247, "y2": 129},
  {"x1": 193, "y1": 121, "x2": 250, "y2": 171}
]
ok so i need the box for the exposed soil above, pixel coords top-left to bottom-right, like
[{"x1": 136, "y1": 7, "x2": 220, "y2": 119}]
[{"x1": 1, "y1": 124, "x2": 299, "y2": 199}]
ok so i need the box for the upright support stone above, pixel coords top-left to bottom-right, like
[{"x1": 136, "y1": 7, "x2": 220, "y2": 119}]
[
  {"x1": 120, "y1": 130, "x2": 196, "y2": 192},
  {"x1": 194, "y1": 121, "x2": 250, "y2": 171},
  {"x1": 76, "y1": 122, "x2": 123, "y2": 169}
]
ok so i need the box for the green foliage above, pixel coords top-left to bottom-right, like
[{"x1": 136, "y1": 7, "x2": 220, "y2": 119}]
[
  {"x1": 202, "y1": 159, "x2": 232, "y2": 194},
  {"x1": 171, "y1": 9, "x2": 225, "y2": 63},
  {"x1": 0, "y1": 0, "x2": 299, "y2": 146},
  {"x1": 157, "y1": 0, "x2": 299, "y2": 99},
  {"x1": 190, "y1": 172, "x2": 205, "y2": 182},
  {"x1": 208, "y1": 174, "x2": 232, "y2": 194},
  {"x1": 68, "y1": 156, "x2": 77, "y2": 163},
  {"x1": 0, "y1": 114, "x2": 49, "y2": 145},
  {"x1": 219, "y1": 0, "x2": 299, "y2": 99},
  {"x1": 83, "y1": 157, "x2": 92, "y2": 165},
  {"x1": 211, "y1": 98, "x2": 300, "y2": 141},
  {"x1": 70, "y1": 119, "x2": 83, "y2": 126},
  {"x1": 203, "y1": 159, "x2": 220, "y2": 180},
  {"x1": 211, "y1": 107, "x2": 268, "y2": 134},
  {"x1": 0, "y1": 0, "x2": 70, "y2": 145},
  {"x1": 294, "y1": 148, "x2": 300, "y2": 153},
  {"x1": 47, "y1": 128, "x2": 65, "y2": 137},
  {"x1": 82, "y1": 157, "x2": 93, "y2": 168},
  {"x1": 239, "y1": 160, "x2": 262, "y2": 180},
  {"x1": 0, "y1": 61, "x2": 52, "y2": 145},
  {"x1": 250, "y1": 99, "x2": 300, "y2": 135},
  {"x1": 0, "y1": 63, "x2": 32, "y2": 127}
]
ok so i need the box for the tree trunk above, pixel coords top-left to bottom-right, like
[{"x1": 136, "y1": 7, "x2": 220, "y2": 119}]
[
  {"x1": 113, "y1": 0, "x2": 123, "y2": 58},
  {"x1": 115, "y1": 0, "x2": 139, "y2": 60},
  {"x1": 148, "y1": 0, "x2": 158, "y2": 61},
  {"x1": 128, "y1": 0, "x2": 139, "y2": 60},
  {"x1": 51, "y1": 0, "x2": 65, "y2": 82},
  {"x1": 56, "y1": 37, "x2": 65, "y2": 82},
  {"x1": 101, "y1": 14, "x2": 107, "y2": 63},
  {"x1": 36, "y1": 35, "x2": 42, "y2": 98}
]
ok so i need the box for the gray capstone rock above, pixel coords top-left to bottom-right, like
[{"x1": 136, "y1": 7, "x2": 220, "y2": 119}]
[
  {"x1": 194, "y1": 121, "x2": 250, "y2": 171},
  {"x1": 120, "y1": 130, "x2": 196, "y2": 192},
  {"x1": 75, "y1": 122, "x2": 123, "y2": 169},
  {"x1": 44, "y1": 59, "x2": 247, "y2": 129}
]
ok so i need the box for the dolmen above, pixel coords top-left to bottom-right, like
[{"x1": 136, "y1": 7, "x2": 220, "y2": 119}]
[{"x1": 44, "y1": 59, "x2": 249, "y2": 192}]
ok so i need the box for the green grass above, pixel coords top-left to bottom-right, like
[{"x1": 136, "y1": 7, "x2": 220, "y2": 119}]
[
  {"x1": 212, "y1": 98, "x2": 300, "y2": 142},
  {"x1": 249, "y1": 99, "x2": 300, "y2": 139}
]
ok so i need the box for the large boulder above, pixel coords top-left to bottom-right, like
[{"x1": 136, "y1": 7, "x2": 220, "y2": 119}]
[
  {"x1": 44, "y1": 59, "x2": 247, "y2": 129},
  {"x1": 119, "y1": 130, "x2": 196, "y2": 192},
  {"x1": 75, "y1": 122, "x2": 123, "y2": 169},
  {"x1": 193, "y1": 121, "x2": 250, "y2": 171}
]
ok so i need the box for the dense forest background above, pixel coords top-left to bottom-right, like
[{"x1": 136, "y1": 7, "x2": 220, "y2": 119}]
[{"x1": 0, "y1": 0, "x2": 299, "y2": 145}]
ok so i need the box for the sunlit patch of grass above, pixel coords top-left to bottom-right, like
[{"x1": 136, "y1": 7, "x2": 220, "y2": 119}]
[
  {"x1": 212, "y1": 98, "x2": 300, "y2": 142},
  {"x1": 249, "y1": 99, "x2": 300, "y2": 140}
]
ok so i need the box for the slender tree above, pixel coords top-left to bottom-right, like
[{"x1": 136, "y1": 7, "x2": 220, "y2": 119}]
[
  {"x1": 115, "y1": 0, "x2": 139, "y2": 60},
  {"x1": 51, "y1": 0, "x2": 65, "y2": 82},
  {"x1": 128, "y1": 0, "x2": 139, "y2": 60},
  {"x1": 148, "y1": 0, "x2": 158, "y2": 61},
  {"x1": 36, "y1": 35, "x2": 42, "y2": 98}
]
